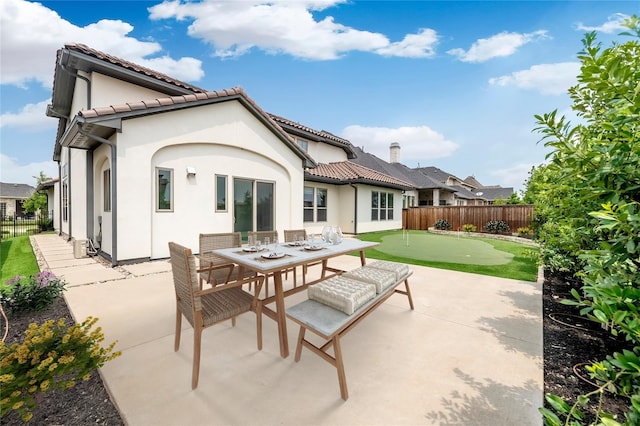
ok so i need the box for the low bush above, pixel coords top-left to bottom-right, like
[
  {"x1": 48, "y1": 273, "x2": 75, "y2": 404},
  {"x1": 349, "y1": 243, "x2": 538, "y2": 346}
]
[
  {"x1": 0, "y1": 272, "x2": 66, "y2": 314},
  {"x1": 434, "y1": 219, "x2": 452, "y2": 230},
  {"x1": 0, "y1": 317, "x2": 121, "y2": 422},
  {"x1": 485, "y1": 220, "x2": 510, "y2": 234},
  {"x1": 517, "y1": 227, "x2": 533, "y2": 238},
  {"x1": 462, "y1": 224, "x2": 476, "y2": 233}
]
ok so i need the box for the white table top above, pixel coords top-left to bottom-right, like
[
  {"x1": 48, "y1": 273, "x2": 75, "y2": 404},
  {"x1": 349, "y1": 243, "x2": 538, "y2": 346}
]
[{"x1": 211, "y1": 238, "x2": 378, "y2": 274}]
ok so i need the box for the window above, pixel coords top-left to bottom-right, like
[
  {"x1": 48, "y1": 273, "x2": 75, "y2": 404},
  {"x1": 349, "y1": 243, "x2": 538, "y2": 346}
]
[
  {"x1": 156, "y1": 168, "x2": 173, "y2": 211},
  {"x1": 303, "y1": 186, "x2": 327, "y2": 222},
  {"x1": 62, "y1": 181, "x2": 68, "y2": 222},
  {"x1": 103, "y1": 169, "x2": 111, "y2": 212},
  {"x1": 297, "y1": 138, "x2": 309, "y2": 152},
  {"x1": 371, "y1": 191, "x2": 394, "y2": 221},
  {"x1": 216, "y1": 175, "x2": 227, "y2": 211},
  {"x1": 0, "y1": 202, "x2": 6, "y2": 219}
]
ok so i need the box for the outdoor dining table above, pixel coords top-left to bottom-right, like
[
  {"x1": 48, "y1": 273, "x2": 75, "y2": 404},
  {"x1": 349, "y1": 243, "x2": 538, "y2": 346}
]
[{"x1": 210, "y1": 238, "x2": 378, "y2": 358}]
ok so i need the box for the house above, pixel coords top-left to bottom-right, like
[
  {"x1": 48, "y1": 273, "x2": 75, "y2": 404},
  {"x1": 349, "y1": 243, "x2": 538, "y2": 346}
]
[
  {"x1": 36, "y1": 178, "x2": 60, "y2": 230},
  {"x1": 351, "y1": 144, "x2": 513, "y2": 206},
  {"x1": 46, "y1": 44, "x2": 410, "y2": 265},
  {"x1": 0, "y1": 182, "x2": 35, "y2": 218}
]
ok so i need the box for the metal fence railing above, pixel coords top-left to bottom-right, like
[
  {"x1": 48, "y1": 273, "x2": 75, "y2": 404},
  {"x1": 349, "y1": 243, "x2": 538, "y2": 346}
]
[{"x1": 0, "y1": 211, "x2": 54, "y2": 240}]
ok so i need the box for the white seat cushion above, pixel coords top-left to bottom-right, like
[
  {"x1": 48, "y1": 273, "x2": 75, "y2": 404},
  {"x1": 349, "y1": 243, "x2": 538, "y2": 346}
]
[
  {"x1": 343, "y1": 266, "x2": 396, "y2": 293},
  {"x1": 308, "y1": 276, "x2": 376, "y2": 315},
  {"x1": 366, "y1": 260, "x2": 410, "y2": 281}
]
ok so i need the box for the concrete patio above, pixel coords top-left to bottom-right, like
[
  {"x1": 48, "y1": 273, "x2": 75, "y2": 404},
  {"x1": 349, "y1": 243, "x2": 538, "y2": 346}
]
[{"x1": 31, "y1": 234, "x2": 543, "y2": 426}]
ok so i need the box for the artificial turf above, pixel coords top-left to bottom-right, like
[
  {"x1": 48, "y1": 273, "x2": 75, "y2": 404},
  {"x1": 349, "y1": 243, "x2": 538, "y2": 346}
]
[{"x1": 356, "y1": 230, "x2": 539, "y2": 282}]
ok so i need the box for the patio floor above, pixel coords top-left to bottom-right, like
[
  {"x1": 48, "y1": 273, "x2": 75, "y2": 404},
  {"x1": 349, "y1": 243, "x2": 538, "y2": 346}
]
[{"x1": 31, "y1": 234, "x2": 543, "y2": 426}]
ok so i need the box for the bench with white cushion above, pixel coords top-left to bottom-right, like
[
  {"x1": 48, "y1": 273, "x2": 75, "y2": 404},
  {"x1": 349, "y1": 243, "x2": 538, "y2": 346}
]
[{"x1": 286, "y1": 261, "x2": 414, "y2": 400}]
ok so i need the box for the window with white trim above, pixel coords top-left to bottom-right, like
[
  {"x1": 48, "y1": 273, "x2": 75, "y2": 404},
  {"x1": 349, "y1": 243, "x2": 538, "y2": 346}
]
[
  {"x1": 303, "y1": 186, "x2": 327, "y2": 222},
  {"x1": 371, "y1": 191, "x2": 394, "y2": 221},
  {"x1": 103, "y1": 169, "x2": 111, "y2": 212},
  {"x1": 216, "y1": 174, "x2": 227, "y2": 211},
  {"x1": 156, "y1": 168, "x2": 173, "y2": 211}
]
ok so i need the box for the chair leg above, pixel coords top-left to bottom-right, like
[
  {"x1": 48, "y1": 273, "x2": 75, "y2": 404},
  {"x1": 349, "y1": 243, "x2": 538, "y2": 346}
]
[
  {"x1": 192, "y1": 324, "x2": 203, "y2": 390},
  {"x1": 231, "y1": 316, "x2": 237, "y2": 327},
  {"x1": 174, "y1": 307, "x2": 182, "y2": 351}
]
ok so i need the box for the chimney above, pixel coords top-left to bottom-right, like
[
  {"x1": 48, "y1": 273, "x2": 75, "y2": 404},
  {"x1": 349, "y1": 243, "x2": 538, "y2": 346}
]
[{"x1": 389, "y1": 142, "x2": 401, "y2": 163}]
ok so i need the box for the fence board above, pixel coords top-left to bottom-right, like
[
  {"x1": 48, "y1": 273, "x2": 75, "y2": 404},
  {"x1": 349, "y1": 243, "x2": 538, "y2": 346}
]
[{"x1": 402, "y1": 205, "x2": 534, "y2": 233}]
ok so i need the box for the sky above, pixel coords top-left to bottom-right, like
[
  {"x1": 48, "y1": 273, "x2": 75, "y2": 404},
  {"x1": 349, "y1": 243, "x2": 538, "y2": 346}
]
[{"x1": 1, "y1": 1, "x2": 638, "y2": 193}]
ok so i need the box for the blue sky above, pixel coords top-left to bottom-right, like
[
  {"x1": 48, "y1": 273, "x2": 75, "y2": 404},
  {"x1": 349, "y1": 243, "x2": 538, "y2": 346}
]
[{"x1": 1, "y1": 1, "x2": 638, "y2": 192}]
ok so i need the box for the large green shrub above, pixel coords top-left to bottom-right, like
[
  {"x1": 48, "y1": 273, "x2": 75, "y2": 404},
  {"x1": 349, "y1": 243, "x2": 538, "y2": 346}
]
[{"x1": 532, "y1": 16, "x2": 640, "y2": 425}]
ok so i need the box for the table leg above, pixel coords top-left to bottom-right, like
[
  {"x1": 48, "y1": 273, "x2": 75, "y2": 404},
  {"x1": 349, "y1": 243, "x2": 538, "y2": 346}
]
[
  {"x1": 273, "y1": 271, "x2": 289, "y2": 358},
  {"x1": 359, "y1": 250, "x2": 366, "y2": 266}
]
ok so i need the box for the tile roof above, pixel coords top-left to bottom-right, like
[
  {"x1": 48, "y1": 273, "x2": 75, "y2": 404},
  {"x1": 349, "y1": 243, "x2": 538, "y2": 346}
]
[
  {"x1": 268, "y1": 114, "x2": 353, "y2": 149},
  {"x1": 351, "y1": 147, "x2": 453, "y2": 190},
  {"x1": 0, "y1": 183, "x2": 35, "y2": 198},
  {"x1": 305, "y1": 162, "x2": 413, "y2": 189},
  {"x1": 63, "y1": 43, "x2": 207, "y2": 93},
  {"x1": 79, "y1": 88, "x2": 248, "y2": 118}
]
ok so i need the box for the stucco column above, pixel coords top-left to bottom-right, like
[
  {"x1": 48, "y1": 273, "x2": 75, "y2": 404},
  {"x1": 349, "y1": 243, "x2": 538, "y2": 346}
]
[{"x1": 433, "y1": 188, "x2": 440, "y2": 206}]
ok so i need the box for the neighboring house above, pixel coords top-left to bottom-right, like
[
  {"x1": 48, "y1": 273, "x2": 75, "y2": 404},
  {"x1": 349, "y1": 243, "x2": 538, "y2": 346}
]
[
  {"x1": 351, "y1": 144, "x2": 514, "y2": 206},
  {"x1": 36, "y1": 178, "x2": 60, "y2": 231},
  {"x1": 0, "y1": 183, "x2": 35, "y2": 218},
  {"x1": 46, "y1": 44, "x2": 409, "y2": 265}
]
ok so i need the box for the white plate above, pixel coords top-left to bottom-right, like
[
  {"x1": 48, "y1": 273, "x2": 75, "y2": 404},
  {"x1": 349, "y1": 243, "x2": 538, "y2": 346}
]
[
  {"x1": 243, "y1": 247, "x2": 262, "y2": 252},
  {"x1": 304, "y1": 245, "x2": 323, "y2": 251},
  {"x1": 287, "y1": 241, "x2": 305, "y2": 247},
  {"x1": 261, "y1": 252, "x2": 286, "y2": 259}
]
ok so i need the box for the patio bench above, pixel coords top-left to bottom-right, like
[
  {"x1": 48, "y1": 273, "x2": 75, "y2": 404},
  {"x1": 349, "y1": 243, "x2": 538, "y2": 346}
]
[{"x1": 285, "y1": 260, "x2": 414, "y2": 400}]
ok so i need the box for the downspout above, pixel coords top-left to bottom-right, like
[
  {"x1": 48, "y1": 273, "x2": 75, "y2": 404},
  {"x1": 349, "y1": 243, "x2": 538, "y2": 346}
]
[
  {"x1": 67, "y1": 147, "x2": 72, "y2": 241},
  {"x1": 350, "y1": 184, "x2": 358, "y2": 235},
  {"x1": 57, "y1": 162, "x2": 62, "y2": 236},
  {"x1": 77, "y1": 125, "x2": 117, "y2": 267}
]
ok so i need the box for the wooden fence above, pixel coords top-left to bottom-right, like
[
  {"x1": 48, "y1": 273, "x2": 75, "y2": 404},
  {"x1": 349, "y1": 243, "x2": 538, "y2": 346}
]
[{"x1": 402, "y1": 205, "x2": 535, "y2": 232}]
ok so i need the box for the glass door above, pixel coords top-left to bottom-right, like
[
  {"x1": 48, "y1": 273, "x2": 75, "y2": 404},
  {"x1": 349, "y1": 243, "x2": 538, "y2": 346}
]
[
  {"x1": 233, "y1": 178, "x2": 275, "y2": 239},
  {"x1": 233, "y1": 178, "x2": 253, "y2": 239}
]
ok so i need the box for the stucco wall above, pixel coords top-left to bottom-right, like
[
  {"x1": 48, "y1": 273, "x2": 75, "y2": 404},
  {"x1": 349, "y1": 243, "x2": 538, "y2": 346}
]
[{"x1": 111, "y1": 100, "x2": 304, "y2": 261}]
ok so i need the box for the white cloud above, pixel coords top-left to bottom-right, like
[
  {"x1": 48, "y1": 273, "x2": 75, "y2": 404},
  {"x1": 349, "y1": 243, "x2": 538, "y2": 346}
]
[
  {"x1": 489, "y1": 62, "x2": 580, "y2": 95},
  {"x1": 0, "y1": 0, "x2": 204, "y2": 88},
  {"x1": 0, "y1": 153, "x2": 57, "y2": 185},
  {"x1": 490, "y1": 162, "x2": 539, "y2": 192},
  {"x1": 149, "y1": 0, "x2": 439, "y2": 60},
  {"x1": 0, "y1": 100, "x2": 57, "y2": 131},
  {"x1": 576, "y1": 13, "x2": 629, "y2": 34},
  {"x1": 447, "y1": 30, "x2": 548, "y2": 63},
  {"x1": 342, "y1": 125, "x2": 459, "y2": 164}
]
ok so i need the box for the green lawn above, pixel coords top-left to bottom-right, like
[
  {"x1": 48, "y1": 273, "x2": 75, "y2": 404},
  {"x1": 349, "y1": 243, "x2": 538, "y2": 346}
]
[
  {"x1": 0, "y1": 236, "x2": 39, "y2": 284},
  {"x1": 356, "y1": 230, "x2": 539, "y2": 282}
]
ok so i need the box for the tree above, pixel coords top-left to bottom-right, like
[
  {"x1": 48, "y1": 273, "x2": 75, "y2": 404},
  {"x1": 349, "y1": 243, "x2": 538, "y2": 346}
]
[{"x1": 22, "y1": 172, "x2": 49, "y2": 214}]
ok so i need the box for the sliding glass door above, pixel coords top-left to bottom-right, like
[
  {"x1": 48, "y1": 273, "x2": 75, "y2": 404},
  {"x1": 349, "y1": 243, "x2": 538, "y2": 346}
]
[{"x1": 233, "y1": 178, "x2": 274, "y2": 237}]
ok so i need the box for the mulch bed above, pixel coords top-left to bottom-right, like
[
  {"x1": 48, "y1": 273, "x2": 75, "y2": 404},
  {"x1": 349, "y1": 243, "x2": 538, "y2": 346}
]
[
  {"x1": 1, "y1": 297, "x2": 124, "y2": 425},
  {"x1": 543, "y1": 271, "x2": 632, "y2": 424}
]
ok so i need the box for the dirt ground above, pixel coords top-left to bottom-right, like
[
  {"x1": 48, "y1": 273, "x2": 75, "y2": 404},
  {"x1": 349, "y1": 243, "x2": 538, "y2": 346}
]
[{"x1": 542, "y1": 271, "x2": 632, "y2": 424}]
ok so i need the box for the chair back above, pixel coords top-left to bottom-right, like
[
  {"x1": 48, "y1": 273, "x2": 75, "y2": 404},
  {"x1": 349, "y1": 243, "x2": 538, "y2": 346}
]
[
  {"x1": 247, "y1": 230, "x2": 278, "y2": 245},
  {"x1": 168, "y1": 242, "x2": 200, "y2": 325},
  {"x1": 284, "y1": 229, "x2": 307, "y2": 243},
  {"x1": 199, "y1": 232, "x2": 242, "y2": 267}
]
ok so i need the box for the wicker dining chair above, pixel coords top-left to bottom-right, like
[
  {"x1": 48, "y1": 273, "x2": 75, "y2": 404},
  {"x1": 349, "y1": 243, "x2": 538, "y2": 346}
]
[
  {"x1": 168, "y1": 241, "x2": 264, "y2": 389},
  {"x1": 198, "y1": 232, "x2": 255, "y2": 289},
  {"x1": 284, "y1": 229, "x2": 322, "y2": 285}
]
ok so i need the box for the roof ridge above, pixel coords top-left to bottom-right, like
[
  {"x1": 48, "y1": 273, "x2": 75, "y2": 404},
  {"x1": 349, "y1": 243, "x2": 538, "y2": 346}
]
[{"x1": 65, "y1": 43, "x2": 207, "y2": 93}]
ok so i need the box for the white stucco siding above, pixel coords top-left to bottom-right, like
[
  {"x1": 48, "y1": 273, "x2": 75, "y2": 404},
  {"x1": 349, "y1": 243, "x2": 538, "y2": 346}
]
[
  {"x1": 90, "y1": 73, "x2": 172, "y2": 109},
  {"x1": 113, "y1": 100, "x2": 304, "y2": 260},
  {"x1": 306, "y1": 140, "x2": 349, "y2": 164},
  {"x1": 354, "y1": 184, "x2": 403, "y2": 234},
  {"x1": 69, "y1": 148, "x2": 87, "y2": 240}
]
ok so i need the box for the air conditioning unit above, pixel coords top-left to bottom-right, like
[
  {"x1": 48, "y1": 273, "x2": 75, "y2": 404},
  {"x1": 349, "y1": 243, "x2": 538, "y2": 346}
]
[{"x1": 73, "y1": 239, "x2": 88, "y2": 258}]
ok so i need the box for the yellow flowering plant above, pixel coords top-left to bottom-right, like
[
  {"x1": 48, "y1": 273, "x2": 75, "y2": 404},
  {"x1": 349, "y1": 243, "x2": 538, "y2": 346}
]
[{"x1": 0, "y1": 316, "x2": 121, "y2": 422}]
